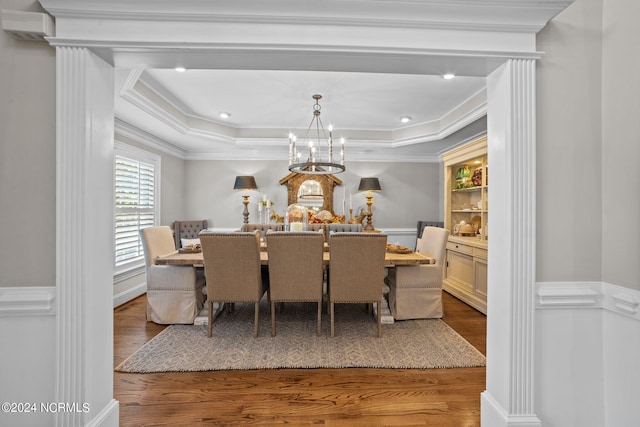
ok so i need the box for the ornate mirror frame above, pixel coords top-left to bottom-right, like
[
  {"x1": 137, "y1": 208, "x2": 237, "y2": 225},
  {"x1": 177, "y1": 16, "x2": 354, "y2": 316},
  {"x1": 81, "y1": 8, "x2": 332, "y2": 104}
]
[{"x1": 279, "y1": 172, "x2": 343, "y2": 213}]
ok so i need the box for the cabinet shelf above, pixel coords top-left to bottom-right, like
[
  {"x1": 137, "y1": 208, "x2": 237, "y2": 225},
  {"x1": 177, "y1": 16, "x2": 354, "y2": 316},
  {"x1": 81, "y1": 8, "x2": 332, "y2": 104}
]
[
  {"x1": 442, "y1": 135, "x2": 488, "y2": 314},
  {"x1": 451, "y1": 185, "x2": 486, "y2": 192}
]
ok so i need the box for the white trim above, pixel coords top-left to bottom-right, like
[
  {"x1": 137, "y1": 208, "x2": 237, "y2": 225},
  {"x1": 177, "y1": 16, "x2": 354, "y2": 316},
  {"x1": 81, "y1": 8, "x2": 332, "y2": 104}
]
[
  {"x1": 115, "y1": 119, "x2": 187, "y2": 159},
  {"x1": 0, "y1": 286, "x2": 56, "y2": 316},
  {"x1": 536, "y1": 282, "x2": 601, "y2": 308},
  {"x1": 113, "y1": 281, "x2": 146, "y2": 308},
  {"x1": 113, "y1": 264, "x2": 145, "y2": 284},
  {"x1": 483, "y1": 58, "x2": 540, "y2": 426},
  {"x1": 537, "y1": 281, "x2": 640, "y2": 322},
  {"x1": 481, "y1": 392, "x2": 544, "y2": 427},
  {"x1": 55, "y1": 46, "x2": 117, "y2": 426},
  {"x1": 1, "y1": 9, "x2": 54, "y2": 42},
  {"x1": 85, "y1": 399, "x2": 119, "y2": 427}
]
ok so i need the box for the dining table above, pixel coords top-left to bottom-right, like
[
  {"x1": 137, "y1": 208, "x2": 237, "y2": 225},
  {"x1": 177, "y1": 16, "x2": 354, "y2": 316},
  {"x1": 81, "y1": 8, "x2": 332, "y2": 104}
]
[{"x1": 154, "y1": 248, "x2": 434, "y2": 267}]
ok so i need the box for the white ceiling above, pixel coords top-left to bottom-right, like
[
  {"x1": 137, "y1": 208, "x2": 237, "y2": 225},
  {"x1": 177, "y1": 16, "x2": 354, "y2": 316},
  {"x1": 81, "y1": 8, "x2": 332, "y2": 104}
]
[
  {"x1": 115, "y1": 68, "x2": 488, "y2": 162},
  {"x1": 42, "y1": 0, "x2": 572, "y2": 163}
]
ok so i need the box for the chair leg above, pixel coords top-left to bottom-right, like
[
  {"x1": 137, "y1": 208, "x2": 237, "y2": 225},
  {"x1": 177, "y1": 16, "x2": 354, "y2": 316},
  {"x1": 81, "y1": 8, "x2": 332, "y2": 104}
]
[
  {"x1": 271, "y1": 301, "x2": 276, "y2": 337},
  {"x1": 330, "y1": 302, "x2": 335, "y2": 337},
  {"x1": 377, "y1": 301, "x2": 382, "y2": 338},
  {"x1": 316, "y1": 301, "x2": 322, "y2": 336},
  {"x1": 254, "y1": 301, "x2": 259, "y2": 338},
  {"x1": 207, "y1": 300, "x2": 213, "y2": 338}
]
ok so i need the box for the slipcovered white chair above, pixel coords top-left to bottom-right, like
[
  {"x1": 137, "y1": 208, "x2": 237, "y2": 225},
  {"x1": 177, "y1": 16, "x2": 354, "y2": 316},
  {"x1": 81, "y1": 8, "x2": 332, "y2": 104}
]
[
  {"x1": 140, "y1": 226, "x2": 206, "y2": 324},
  {"x1": 385, "y1": 226, "x2": 450, "y2": 320},
  {"x1": 328, "y1": 232, "x2": 387, "y2": 337}
]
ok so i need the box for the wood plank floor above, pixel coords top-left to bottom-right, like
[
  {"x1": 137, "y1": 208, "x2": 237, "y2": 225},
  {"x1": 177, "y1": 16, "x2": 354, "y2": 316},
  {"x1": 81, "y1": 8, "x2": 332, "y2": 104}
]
[{"x1": 114, "y1": 292, "x2": 486, "y2": 426}]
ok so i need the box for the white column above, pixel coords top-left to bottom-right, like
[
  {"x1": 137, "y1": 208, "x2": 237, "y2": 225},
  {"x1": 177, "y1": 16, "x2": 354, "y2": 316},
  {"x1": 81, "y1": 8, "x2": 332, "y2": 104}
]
[
  {"x1": 482, "y1": 59, "x2": 540, "y2": 426},
  {"x1": 56, "y1": 46, "x2": 118, "y2": 426}
]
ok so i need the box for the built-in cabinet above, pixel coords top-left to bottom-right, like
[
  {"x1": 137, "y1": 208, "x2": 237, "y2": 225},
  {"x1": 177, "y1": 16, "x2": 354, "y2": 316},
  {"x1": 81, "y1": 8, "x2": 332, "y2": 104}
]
[{"x1": 442, "y1": 136, "x2": 488, "y2": 314}]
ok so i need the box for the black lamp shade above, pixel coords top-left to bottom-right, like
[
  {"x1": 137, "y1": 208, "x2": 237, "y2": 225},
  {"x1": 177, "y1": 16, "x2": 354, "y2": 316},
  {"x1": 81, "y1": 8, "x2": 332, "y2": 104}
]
[
  {"x1": 358, "y1": 177, "x2": 381, "y2": 192},
  {"x1": 233, "y1": 175, "x2": 257, "y2": 190}
]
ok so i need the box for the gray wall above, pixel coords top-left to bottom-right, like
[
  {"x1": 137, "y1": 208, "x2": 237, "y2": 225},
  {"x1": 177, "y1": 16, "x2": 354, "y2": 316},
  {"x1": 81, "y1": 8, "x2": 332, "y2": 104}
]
[
  {"x1": 536, "y1": 0, "x2": 639, "y2": 292},
  {"x1": 536, "y1": 0, "x2": 604, "y2": 283},
  {"x1": 183, "y1": 159, "x2": 441, "y2": 229},
  {"x1": 0, "y1": 0, "x2": 56, "y2": 287},
  {"x1": 601, "y1": 0, "x2": 640, "y2": 290}
]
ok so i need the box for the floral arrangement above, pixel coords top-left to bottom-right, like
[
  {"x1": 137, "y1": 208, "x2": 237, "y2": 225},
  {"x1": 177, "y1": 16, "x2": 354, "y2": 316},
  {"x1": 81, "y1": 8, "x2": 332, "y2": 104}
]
[{"x1": 308, "y1": 210, "x2": 345, "y2": 224}]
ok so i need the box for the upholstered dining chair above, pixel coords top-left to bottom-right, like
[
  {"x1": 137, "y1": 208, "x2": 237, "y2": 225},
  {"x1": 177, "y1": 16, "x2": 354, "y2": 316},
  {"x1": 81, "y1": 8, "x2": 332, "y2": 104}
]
[
  {"x1": 266, "y1": 231, "x2": 325, "y2": 336},
  {"x1": 385, "y1": 226, "x2": 450, "y2": 320},
  {"x1": 140, "y1": 226, "x2": 206, "y2": 324},
  {"x1": 328, "y1": 223, "x2": 363, "y2": 233},
  {"x1": 240, "y1": 223, "x2": 284, "y2": 233},
  {"x1": 173, "y1": 220, "x2": 208, "y2": 248},
  {"x1": 306, "y1": 223, "x2": 327, "y2": 239},
  {"x1": 328, "y1": 232, "x2": 387, "y2": 337},
  {"x1": 199, "y1": 231, "x2": 269, "y2": 338}
]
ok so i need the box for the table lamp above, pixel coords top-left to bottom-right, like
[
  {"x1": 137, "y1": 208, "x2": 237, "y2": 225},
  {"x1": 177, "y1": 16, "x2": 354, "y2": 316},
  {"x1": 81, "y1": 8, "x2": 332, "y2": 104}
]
[
  {"x1": 233, "y1": 175, "x2": 258, "y2": 224},
  {"x1": 358, "y1": 177, "x2": 381, "y2": 231}
]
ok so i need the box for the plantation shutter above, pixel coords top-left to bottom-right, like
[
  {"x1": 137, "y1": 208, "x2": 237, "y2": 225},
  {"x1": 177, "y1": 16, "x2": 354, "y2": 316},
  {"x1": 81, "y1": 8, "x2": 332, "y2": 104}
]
[{"x1": 114, "y1": 155, "x2": 156, "y2": 266}]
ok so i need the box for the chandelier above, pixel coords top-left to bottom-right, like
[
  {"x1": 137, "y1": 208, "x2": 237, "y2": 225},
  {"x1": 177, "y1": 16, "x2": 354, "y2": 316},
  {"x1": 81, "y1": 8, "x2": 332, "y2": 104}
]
[{"x1": 288, "y1": 94, "x2": 345, "y2": 175}]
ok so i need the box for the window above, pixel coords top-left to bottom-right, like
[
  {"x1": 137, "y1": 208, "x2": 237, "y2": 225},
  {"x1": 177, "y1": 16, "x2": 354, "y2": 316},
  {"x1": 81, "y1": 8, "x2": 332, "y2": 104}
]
[{"x1": 114, "y1": 142, "x2": 160, "y2": 274}]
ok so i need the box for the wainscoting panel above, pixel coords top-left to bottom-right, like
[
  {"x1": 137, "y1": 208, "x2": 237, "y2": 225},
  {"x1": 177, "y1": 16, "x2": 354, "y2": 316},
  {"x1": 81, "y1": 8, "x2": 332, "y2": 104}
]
[
  {"x1": 0, "y1": 286, "x2": 57, "y2": 427},
  {"x1": 535, "y1": 281, "x2": 640, "y2": 426},
  {"x1": 377, "y1": 228, "x2": 416, "y2": 249}
]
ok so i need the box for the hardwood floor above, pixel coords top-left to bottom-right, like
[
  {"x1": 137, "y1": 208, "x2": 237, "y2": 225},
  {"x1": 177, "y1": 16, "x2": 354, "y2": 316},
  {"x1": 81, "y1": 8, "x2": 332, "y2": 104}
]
[{"x1": 114, "y1": 292, "x2": 486, "y2": 426}]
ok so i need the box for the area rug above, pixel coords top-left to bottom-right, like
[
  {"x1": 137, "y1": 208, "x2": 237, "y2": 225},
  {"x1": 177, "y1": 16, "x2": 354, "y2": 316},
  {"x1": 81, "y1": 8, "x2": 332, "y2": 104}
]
[{"x1": 115, "y1": 301, "x2": 485, "y2": 373}]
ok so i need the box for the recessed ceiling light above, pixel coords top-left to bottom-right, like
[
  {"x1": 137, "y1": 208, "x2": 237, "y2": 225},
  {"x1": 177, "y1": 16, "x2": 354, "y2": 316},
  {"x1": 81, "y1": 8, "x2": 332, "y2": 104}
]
[
  {"x1": 400, "y1": 116, "x2": 411, "y2": 124},
  {"x1": 443, "y1": 73, "x2": 455, "y2": 80},
  {"x1": 174, "y1": 67, "x2": 186, "y2": 72},
  {"x1": 219, "y1": 112, "x2": 231, "y2": 119}
]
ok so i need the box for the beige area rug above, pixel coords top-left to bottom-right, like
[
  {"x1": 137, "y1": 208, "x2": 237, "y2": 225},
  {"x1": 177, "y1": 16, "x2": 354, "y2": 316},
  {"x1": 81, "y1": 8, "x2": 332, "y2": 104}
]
[{"x1": 115, "y1": 301, "x2": 485, "y2": 373}]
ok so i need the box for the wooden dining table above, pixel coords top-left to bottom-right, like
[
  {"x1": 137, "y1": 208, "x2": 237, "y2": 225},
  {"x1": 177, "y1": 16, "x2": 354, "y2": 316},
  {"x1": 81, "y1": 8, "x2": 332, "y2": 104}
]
[{"x1": 154, "y1": 248, "x2": 434, "y2": 267}]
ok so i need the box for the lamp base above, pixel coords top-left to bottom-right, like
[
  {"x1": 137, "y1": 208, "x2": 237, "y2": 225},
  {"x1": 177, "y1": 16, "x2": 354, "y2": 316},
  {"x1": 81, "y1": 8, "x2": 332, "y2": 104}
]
[
  {"x1": 242, "y1": 195, "x2": 250, "y2": 224},
  {"x1": 364, "y1": 194, "x2": 374, "y2": 230}
]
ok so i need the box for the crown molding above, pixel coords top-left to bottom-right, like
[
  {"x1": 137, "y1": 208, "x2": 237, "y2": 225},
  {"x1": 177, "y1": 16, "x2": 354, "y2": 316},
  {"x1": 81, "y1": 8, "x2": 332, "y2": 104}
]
[
  {"x1": 39, "y1": 0, "x2": 572, "y2": 34},
  {"x1": 1, "y1": 9, "x2": 54, "y2": 42},
  {"x1": 118, "y1": 66, "x2": 490, "y2": 156},
  {"x1": 115, "y1": 119, "x2": 187, "y2": 159}
]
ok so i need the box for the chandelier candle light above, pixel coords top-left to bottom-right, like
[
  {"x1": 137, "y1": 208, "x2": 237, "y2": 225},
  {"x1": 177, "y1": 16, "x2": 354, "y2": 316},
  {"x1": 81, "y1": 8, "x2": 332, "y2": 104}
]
[{"x1": 288, "y1": 94, "x2": 345, "y2": 175}]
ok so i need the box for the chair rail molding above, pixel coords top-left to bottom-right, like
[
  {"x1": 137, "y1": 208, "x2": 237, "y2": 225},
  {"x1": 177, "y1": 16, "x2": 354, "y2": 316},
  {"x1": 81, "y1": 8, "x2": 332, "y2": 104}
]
[
  {"x1": 0, "y1": 286, "x2": 56, "y2": 316},
  {"x1": 537, "y1": 281, "x2": 640, "y2": 321}
]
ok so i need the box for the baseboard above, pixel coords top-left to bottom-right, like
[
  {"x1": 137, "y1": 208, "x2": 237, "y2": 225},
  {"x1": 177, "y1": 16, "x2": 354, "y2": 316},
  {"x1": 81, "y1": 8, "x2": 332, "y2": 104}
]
[
  {"x1": 113, "y1": 282, "x2": 147, "y2": 308},
  {"x1": 0, "y1": 286, "x2": 56, "y2": 316},
  {"x1": 481, "y1": 392, "x2": 542, "y2": 427},
  {"x1": 85, "y1": 398, "x2": 119, "y2": 427}
]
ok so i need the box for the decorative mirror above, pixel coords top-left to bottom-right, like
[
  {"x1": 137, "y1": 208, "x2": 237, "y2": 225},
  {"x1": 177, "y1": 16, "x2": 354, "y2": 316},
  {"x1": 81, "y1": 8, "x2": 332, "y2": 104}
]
[
  {"x1": 296, "y1": 179, "x2": 324, "y2": 213},
  {"x1": 279, "y1": 172, "x2": 342, "y2": 214}
]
